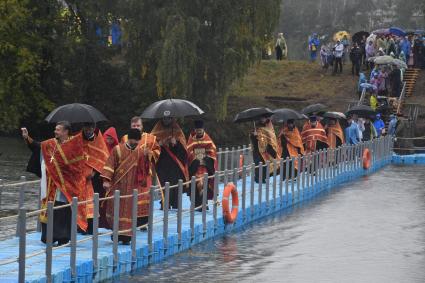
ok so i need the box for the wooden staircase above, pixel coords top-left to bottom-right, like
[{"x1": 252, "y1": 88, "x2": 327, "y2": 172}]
[{"x1": 403, "y1": 68, "x2": 420, "y2": 97}]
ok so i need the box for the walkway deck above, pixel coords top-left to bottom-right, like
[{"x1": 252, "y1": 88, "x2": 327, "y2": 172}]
[{"x1": 0, "y1": 149, "x2": 407, "y2": 283}]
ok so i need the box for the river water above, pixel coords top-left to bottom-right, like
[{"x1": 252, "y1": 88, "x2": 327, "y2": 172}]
[
  {"x1": 0, "y1": 137, "x2": 38, "y2": 237},
  {"x1": 115, "y1": 165, "x2": 425, "y2": 283}
]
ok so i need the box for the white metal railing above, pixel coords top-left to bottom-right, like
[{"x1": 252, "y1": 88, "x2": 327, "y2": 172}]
[
  {"x1": 397, "y1": 82, "x2": 407, "y2": 115},
  {"x1": 0, "y1": 137, "x2": 394, "y2": 283}
]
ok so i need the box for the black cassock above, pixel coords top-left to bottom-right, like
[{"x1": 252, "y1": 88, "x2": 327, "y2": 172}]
[
  {"x1": 188, "y1": 156, "x2": 215, "y2": 208},
  {"x1": 280, "y1": 136, "x2": 302, "y2": 180},
  {"x1": 156, "y1": 142, "x2": 188, "y2": 209},
  {"x1": 250, "y1": 134, "x2": 277, "y2": 183}
]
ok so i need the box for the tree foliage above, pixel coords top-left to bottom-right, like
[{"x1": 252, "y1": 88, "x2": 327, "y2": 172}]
[{"x1": 0, "y1": 0, "x2": 281, "y2": 132}]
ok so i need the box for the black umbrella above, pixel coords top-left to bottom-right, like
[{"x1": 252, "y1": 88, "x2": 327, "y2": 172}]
[
  {"x1": 301, "y1": 103, "x2": 327, "y2": 115},
  {"x1": 233, "y1": 107, "x2": 273, "y2": 123},
  {"x1": 45, "y1": 103, "x2": 108, "y2": 124},
  {"x1": 272, "y1": 108, "x2": 305, "y2": 123},
  {"x1": 346, "y1": 105, "x2": 376, "y2": 118},
  {"x1": 141, "y1": 99, "x2": 204, "y2": 119},
  {"x1": 322, "y1": 111, "x2": 347, "y2": 120},
  {"x1": 352, "y1": 31, "x2": 370, "y2": 44}
]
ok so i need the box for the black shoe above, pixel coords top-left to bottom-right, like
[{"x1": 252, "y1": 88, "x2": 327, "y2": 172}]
[{"x1": 57, "y1": 239, "x2": 70, "y2": 246}]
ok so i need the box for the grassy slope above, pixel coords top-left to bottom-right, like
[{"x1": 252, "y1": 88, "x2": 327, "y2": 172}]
[{"x1": 207, "y1": 60, "x2": 359, "y2": 146}]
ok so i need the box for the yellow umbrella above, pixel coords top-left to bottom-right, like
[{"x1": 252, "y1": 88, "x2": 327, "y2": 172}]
[{"x1": 333, "y1": 31, "x2": 351, "y2": 42}]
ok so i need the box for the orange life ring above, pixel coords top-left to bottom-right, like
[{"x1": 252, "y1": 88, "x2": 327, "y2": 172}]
[
  {"x1": 362, "y1": 148, "x2": 371, "y2": 169},
  {"x1": 222, "y1": 183, "x2": 239, "y2": 224}
]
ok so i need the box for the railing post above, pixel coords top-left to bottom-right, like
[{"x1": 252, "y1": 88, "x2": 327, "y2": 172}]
[
  {"x1": 163, "y1": 183, "x2": 170, "y2": 254},
  {"x1": 296, "y1": 155, "x2": 301, "y2": 201},
  {"x1": 302, "y1": 154, "x2": 307, "y2": 191},
  {"x1": 212, "y1": 173, "x2": 218, "y2": 231},
  {"x1": 112, "y1": 190, "x2": 120, "y2": 268},
  {"x1": 93, "y1": 193, "x2": 99, "y2": 273},
  {"x1": 16, "y1": 176, "x2": 26, "y2": 236},
  {"x1": 202, "y1": 173, "x2": 208, "y2": 237},
  {"x1": 285, "y1": 157, "x2": 290, "y2": 205},
  {"x1": 272, "y1": 159, "x2": 277, "y2": 208},
  {"x1": 242, "y1": 165, "x2": 247, "y2": 220},
  {"x1": 46, "y1": 201, "x2": 54, "y2": 283},
  {"x1": 279, "y1": 158, "x2": 284, "y2": 206},
  {"x1": 312, "y1": 152, "x2": 317, "y2": 193},
  {"x1": 18, "y1": 208, "x2": 26, "y2": 283},
  {"x1": 232, "y1": 167, "x2": 238, "y2": 186},
  {"x1": 258, "y1": 162, "x2": 263, "y2": 208},
  {"x1": 304, "y1": 154, "x2": 310, "y2": 195},
  {"x1": 70, "y1": 197, "x2": 78, "y2": 279},
  {"x1": 37, "y1": 182, "x2": 42, "y2": 232},
  {"x1": 218, "y1": 148, "x2": 222, "y2": 173},
  {"x1": 131, "y1": 189, "x2": 137, "y2": 266},
  {"x1": 190, "y1": 176, "x2": 196, "y2": 241},
  {"x1": 265, "y1": 161, "x2": 270, "y2": 207},
  {"x1": 290, "y1": 157, "x2": 295, "y2": 203},
  {"x1": 224, "y1": 147, "x2": 229, "y2": 172},
  {"x1": 231, "y1": 147, "x2": 236, "y2": 179},
  {"x1": 0, "y1": 179, "x2": 3, "y2": 210},
  {"x1": 250, "y1": 163, "x2": 255, "y2": 217},
  {"x1": 177, "y1": 180, "x2": 183, "y2": 246},
  {"x1": 148, "y1": 186, "x2": 155, "y2": 261}
]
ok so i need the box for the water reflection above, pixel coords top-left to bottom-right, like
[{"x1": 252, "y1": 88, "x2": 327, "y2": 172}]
[{"x1": 116, "y1": 165, "x2": 425, "y2": 283}]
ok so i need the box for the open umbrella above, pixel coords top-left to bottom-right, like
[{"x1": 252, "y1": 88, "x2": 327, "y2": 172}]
[
  {"x1": 347, "y1": 105, "x2": 376, "y2": 118},
  {"x1": 360, "y1": 83, "x2": 378, "y2": 91},
  {"x1": 405, "y1": 29, "x2": 415, "y2": 36},
  {"x1": 389, "y1": 27, "x2": 406, "y2": 37},
  {"x1": 352, "y1": 31, "x2": 370, "y2": 44},
  {"x1": 415, "y1": 30, "x2": 424, "y2": 36},
  {"x1": 323, "y1": 112, "x2": 346, "y2": 120},
  {"x1": 141, "y1": 99, "x2": 204, "y2": 119},
  {"x1": 333, "y1": 31, "x2": 350, "y2": 42},
  {"x1": 374, "y1": 55, "x2": 395, "y2": 65},
  {"x1": 301, "y1": 103, "x2": 327, "y2": 115},
  {"x1": 233, "y1": 107, "x2": 273, "y2": 123},
  {"x1": 45, "y1": 103, "x2": 108, "y2": 124},
  {"x1": 372, "y1": 28, "x2": 390, "y2": 35},
  {"x1": 272, "y1": 108, "x2": 305, "y2": 123},
  {"x1": 392, "y1": 58, "x2": 408, "y2": 69}
]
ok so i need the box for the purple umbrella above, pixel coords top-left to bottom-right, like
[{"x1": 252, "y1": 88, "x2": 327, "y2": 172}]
[
  {"x1": 372, "y1": 28, "x2": 390, "y2": 36},
  {"x1": 389, "y1": 27, "x2": 406, "y2": 37}
]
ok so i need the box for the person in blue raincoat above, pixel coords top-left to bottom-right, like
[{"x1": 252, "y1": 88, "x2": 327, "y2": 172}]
[
  {"x1": 373, "y1": 114, "x2": 386, "y2": 137},
  {"x1": 309, "y1": 33, "x2": 320, "y2": 62},
  {"x1": 345, "y1": 116, "x2": 360, "y2": 145},
  {"x1": 388, "y1": 114, "x2": 398, "y2": 136},
  {"x1": 400, "y1": 37, "x2": 411, "y2": 63},
  {"x1": 357, "y1": 73, "x2": 366, "y2": 98}
]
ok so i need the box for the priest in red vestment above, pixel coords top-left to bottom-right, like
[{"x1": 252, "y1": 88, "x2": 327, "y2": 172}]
[
  {"x1": 101, "y1": 129, "x2": 151, "y2": 244},
  {"x1": 22, "y1": 122, "x2": 87, "y2": 245},
  {"x1": 187, "y1": 120, "x2": 217, "y2": 208}
]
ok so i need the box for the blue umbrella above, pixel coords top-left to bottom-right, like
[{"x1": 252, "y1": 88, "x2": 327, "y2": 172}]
[{"x1": 389, "y1": 27, "x2": 406, "y2": 37}]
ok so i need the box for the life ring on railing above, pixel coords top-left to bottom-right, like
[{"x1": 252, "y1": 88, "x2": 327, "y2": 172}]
[
  {"x1": 222, "y1": 183, "x2": 239, "y2": 224},
  {"x1": 362, "y1": 148, "x2": 371, "y2": 169}
]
